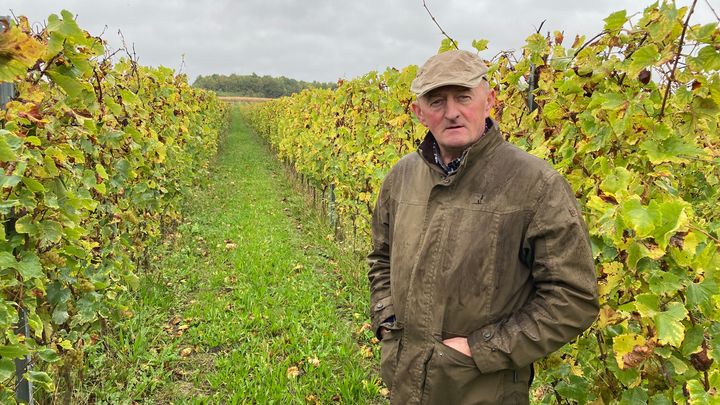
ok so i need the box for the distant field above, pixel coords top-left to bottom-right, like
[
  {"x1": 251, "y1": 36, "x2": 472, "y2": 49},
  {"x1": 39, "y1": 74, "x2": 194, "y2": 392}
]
[{"x1": 218, "y1": 96, "x2": 272, "y2": 103}]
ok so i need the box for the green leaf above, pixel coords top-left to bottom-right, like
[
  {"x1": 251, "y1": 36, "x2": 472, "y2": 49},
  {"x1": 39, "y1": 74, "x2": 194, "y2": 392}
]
[
  {"x1": 681, "y1": 325, "x2": 704, "y2": 356},
  {"x1": 640, "y1": 136, "x2": 703, "y2": 164},
  {"x1": 647, "y1": 270, "x2": 681, "y2": 296},
  {"x1": 558, "y1": 77, "x2": 583, "y2": 95},
  {"x1": 26, "y1": 370, "x2": 54, "y2": 391},
  {"x1": 655, "y1": 302, "x2": 687, "y2": 347},
  {"x1": 692, "y1": 45, "x2": 720, "y2": 71},
  {"x1": 37, "y1": 348, "x2": 61, "y2": 363},
  {"x1": 39, "y1": 220, "x2": 63, "y2": 243},
  {"x1": 0, "y1": 175, "x2": 21, "y2": 188},
  {"x1": 600, "y1": 167, "x2": 632, "y2": 196},
  {"x1": 43, "y1": 155, "x2": 60, "y2": 177},
  {"x1": 555, "y1": 375, "x2": 589, "y2": 402},
  {"x1": 649, "y1": 394, "x2": 673, "y2": 405},
  {"x1": 542, "y1": 101, "x2": 564, "y2": 123},
  {"x1": 686, "y1": 279, "x2": 718, "y2": 309},
  {"x1": 524, "y1": 33, "x2": 548, "y2": 56},
  {"x1": 620, "y1": 387, "x2": 649, "y2": 404},
  {"x1": 652, "y1": 199, "x2": 688, "y2": 249},
  {"x1": 603, "y1": 10, "x2": 627, "y2": 31},
  {"x1": 0, "y1": 359, "x2": 14, "y2": 380},
  {"x1": 0, "y1": 302, "x2": 13, "y2": 328},
  {"x1": 0, "y1": 344, "x2": 29, "y2": 359},
  {"x1": 600, "y1": 92, "x2": 627, "y2": 110},
  {"x1": 0, "y1": 134, "x2": 17, "y2": 162},
  {"x1": 437, "y1": 38, "x2": 459, "y2": 53},
  {"x1": 96, "y1": 163, "x2": 109, "y2": 180},
  {"x1": 21, "y1": 177, "x2": 45, "y2": 193},
  {"x1": 0, "y1": 252, "x2": 17, "y2": 269},
  {"x1": 52, "y1": 305, "x2": 69, "y2": 325},
  {"x1": 621, "y1": 198, "x2": 659, "y2": 238},
  {"x1": 47, "y1": 282, "x2": 71, "y2": 306},
  {"x1": 687, "y1": 380, "x2": 712, "y2": 403},
  {"x1": 628, "y1": 44, "x2": 660, "y2": 75},
  {"x1": 47, "y1": 69, "x2": 85, "y2": 98},
  {"x1": 471, "y1": 39, "x2": 489, "y2": 52},
  {"x1": 634, "y1": 293, "x2": 660, "y2": 318},
  {"x1": 15, "y1": 216, "x2": 35, "y2": 235},
  {"x1": 16, "y1": 253, "x2": 43, "y2": 279}
]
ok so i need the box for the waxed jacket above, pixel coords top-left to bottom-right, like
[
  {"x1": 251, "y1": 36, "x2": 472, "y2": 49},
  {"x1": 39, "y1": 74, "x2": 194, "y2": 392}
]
[{"x1": 368, "y1": 120, "x2": 599, "y2": 404}]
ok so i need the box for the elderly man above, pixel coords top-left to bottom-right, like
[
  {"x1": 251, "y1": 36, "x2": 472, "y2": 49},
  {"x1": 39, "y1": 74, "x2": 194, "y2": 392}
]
[{"x1": 368, "y1": 50, "x2": 599, "y2": 404}]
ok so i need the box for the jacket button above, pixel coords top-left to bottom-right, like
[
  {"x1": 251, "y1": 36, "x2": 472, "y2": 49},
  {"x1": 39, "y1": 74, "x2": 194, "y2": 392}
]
[
  {"x1": 376, "y1": 303, "x2": 384, "y2": 310},
  {"x1": 482, "y1": 330, "x2": 492, "y2": 340}
]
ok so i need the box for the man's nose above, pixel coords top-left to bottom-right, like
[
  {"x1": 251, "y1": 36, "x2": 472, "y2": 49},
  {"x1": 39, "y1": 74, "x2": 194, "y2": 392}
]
[{"x1": 444, "y1": 99, "x2": 460, "y2": 120}]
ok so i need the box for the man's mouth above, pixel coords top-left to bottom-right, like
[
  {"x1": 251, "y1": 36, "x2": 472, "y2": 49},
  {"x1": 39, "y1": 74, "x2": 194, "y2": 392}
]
[{"x1": 445, "y1": 124, "x2": 464, "y2": 131}]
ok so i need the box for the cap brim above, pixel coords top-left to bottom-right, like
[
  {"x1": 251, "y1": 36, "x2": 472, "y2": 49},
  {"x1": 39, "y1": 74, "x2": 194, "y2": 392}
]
[{"x1": 415, "y1": 77, "x2": 486, "y2": 97}]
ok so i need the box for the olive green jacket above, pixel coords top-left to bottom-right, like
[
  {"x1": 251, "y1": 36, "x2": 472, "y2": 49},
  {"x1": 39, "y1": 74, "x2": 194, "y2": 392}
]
[{"x1": 368, "y1": 120, "x2": 599, "y2": 404}]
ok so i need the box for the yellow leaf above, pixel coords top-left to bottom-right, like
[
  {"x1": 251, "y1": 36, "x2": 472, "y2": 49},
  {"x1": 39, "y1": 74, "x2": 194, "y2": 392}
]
[
  {"x1": 359, "y1": 345, "x2": 373, "y2": 358},
  {"x1": 287, "y1": 366, "x2": 301, "y2": 378},
  {"x1": 0, "y1": 24, "x2": 44, "y2": 68}
]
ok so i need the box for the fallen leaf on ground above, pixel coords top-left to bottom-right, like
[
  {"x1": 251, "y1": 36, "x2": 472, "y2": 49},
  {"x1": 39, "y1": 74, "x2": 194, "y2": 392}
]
[
  {"x1": 180, "y1": 347, "x2": 193, "y2": 357},
  {"x1": 287, "y1": 366, "x2": 301, "y2": 378},
  {"x1": 359, "y1": 345, "x2": 373, "y2": 358}
]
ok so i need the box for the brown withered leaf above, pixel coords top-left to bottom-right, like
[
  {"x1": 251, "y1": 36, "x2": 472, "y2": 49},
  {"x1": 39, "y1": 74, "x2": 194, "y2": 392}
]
[
  {"x1": 287, "y1": 366, "x2": 302, "y2": 378},
  {"x1": 690, "y1": 345, "x2": 714, "y2": 372},
  {"x1": 623, "y1": 344, "x2": 654, "y2": 369}
]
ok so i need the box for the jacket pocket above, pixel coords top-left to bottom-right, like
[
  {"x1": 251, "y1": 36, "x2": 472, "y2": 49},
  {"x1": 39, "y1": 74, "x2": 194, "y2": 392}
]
[
  {"x1": 421, "y1": 341, "x2": 504, "y2": 404},
  {"x1": 500, "y1": 366, "x2": 532, "y2": 405},
  {"x1": 380, "y1": 328, "x2": 402, "y2": 388}
]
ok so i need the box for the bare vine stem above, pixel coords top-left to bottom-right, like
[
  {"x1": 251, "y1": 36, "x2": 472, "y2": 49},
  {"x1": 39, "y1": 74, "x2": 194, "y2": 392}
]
[
  {"x1": 422, "y1": 0, "x2": 458, "y2": 49},
  {"x1": 704, "y1": 0, "x2": 720, "y2": 22},
  {"x1": 660, "y1": 0, "x2": 698, "y2": 118}
]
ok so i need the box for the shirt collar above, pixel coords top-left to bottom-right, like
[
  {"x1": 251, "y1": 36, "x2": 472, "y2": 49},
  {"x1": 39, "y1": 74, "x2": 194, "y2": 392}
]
[{"x1": 432, "y1": 118, "x2": 492, "y2": 176}]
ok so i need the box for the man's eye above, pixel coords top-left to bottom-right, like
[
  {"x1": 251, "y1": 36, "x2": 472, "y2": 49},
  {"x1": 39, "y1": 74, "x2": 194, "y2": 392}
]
[
  {"x1": 430, "y1": 99, "x2": 443, "y2": 107},
  {"x1": 458, "y1": 95, "x2": 471, "y2": 102}
]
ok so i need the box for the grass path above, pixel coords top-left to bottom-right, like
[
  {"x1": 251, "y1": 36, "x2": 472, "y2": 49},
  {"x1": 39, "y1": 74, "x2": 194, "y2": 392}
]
[{"x1": 82, "y1": 108, "x2": 384, "y2": 403}]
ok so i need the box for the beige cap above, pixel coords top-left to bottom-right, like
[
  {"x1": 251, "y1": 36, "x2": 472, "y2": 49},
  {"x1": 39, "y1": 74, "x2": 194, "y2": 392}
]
[{"x1": 410, "y1": 50, "x2": 489, "y2": 97}]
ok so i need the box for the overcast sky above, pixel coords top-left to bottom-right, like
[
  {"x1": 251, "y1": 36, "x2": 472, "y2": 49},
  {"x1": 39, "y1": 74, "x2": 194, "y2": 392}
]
[{"x1": 4, "y1": 1, "x2": 718, "y2": 84}]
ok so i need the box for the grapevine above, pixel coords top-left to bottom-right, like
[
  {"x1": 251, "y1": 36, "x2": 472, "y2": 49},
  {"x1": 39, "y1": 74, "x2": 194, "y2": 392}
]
[
  {"x1": 0, "y1": 11, "x2": 226, "y2": 399},
  {"x1": 246, "y1": 2, "x2": 719, "y2": 402}
]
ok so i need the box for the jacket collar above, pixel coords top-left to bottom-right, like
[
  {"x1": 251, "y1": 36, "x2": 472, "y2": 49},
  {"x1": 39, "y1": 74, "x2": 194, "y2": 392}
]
[{"x1": 417, "y1": 118, "x2": 504, "y2": 176}]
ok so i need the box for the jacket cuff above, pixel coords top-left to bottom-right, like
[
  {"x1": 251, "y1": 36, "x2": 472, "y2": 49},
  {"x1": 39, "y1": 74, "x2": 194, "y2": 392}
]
[
  {"x1": 370, "y1": 296, "x2": 395, "y2": 337},
  {"x1": 468, "y1": 325, "x2": 512, "y2": 374}
]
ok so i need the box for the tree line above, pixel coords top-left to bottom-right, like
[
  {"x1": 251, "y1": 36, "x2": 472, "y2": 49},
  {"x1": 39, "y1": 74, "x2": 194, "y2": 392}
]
[{"x1": 192, "y1": 73, "x2": 337, "y2": 98}]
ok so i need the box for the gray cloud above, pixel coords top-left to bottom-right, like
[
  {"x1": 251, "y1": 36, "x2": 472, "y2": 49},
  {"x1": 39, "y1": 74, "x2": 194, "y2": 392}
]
[{"x1": 4, "y1": 0, "x2": 716, "y2": 83}]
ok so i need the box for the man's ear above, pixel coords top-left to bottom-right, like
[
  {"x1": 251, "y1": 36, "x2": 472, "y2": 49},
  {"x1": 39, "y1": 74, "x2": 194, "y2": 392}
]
[
  {"x1": 485, "y1": 89, "x2": 496, "y2": 115},
  {"x1": 411, "y1": 101, "x2": 428, "y2": 127}
]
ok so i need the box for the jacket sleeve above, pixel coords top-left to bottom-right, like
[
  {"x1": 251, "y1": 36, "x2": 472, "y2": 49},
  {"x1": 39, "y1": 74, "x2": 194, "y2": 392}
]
[
  {"x1": 468, "y1": 173, "x2": 599, "y2": 374},
  {"x1": 367, "y1": 176, "x2": 395, "y2": 340}
]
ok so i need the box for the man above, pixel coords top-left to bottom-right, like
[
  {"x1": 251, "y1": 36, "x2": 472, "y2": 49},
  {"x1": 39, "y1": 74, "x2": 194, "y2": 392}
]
[{"x1": 367, "y1": 49, "x2": 599, "y2": 404}]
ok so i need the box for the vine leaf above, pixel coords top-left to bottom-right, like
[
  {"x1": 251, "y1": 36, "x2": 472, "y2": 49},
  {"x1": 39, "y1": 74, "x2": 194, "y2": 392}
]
[{"x1": 654, "y1": 302, "x2": 687, "y2": 347}]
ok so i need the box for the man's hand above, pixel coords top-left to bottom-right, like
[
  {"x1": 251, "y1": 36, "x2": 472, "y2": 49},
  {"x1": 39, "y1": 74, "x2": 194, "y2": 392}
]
[{"x1": 442, "y1": 337, "x2": 471, "y2": 356}]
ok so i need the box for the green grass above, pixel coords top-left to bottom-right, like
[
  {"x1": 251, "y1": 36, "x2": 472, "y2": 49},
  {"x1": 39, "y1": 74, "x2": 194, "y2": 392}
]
[{"x1": 79, "y1": 108, "x2": 385, "y2": 403}]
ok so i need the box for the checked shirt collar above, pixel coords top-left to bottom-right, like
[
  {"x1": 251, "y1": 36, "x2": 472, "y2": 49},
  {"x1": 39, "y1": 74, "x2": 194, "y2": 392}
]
[{"x1": 432, "y1": 118, "x2": 492, "y2": 176}]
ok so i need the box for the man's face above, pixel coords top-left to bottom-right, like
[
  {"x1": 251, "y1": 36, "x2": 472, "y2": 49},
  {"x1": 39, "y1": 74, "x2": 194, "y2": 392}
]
[{"x1": 411, "y1": 83, "x2": 495, "y2": 161}]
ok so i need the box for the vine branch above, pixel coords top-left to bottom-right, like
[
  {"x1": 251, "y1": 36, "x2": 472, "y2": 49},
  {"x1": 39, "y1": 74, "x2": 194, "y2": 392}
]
[
  {"x1": 704, "y1": 0, "x2": 720, "y2": 22},
  {"x1": 422, "y1": 0, "x2": 458, "y2": 49},
  {"x1": 660, "y1": 0, "x2": 698, "y2": 118}
]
